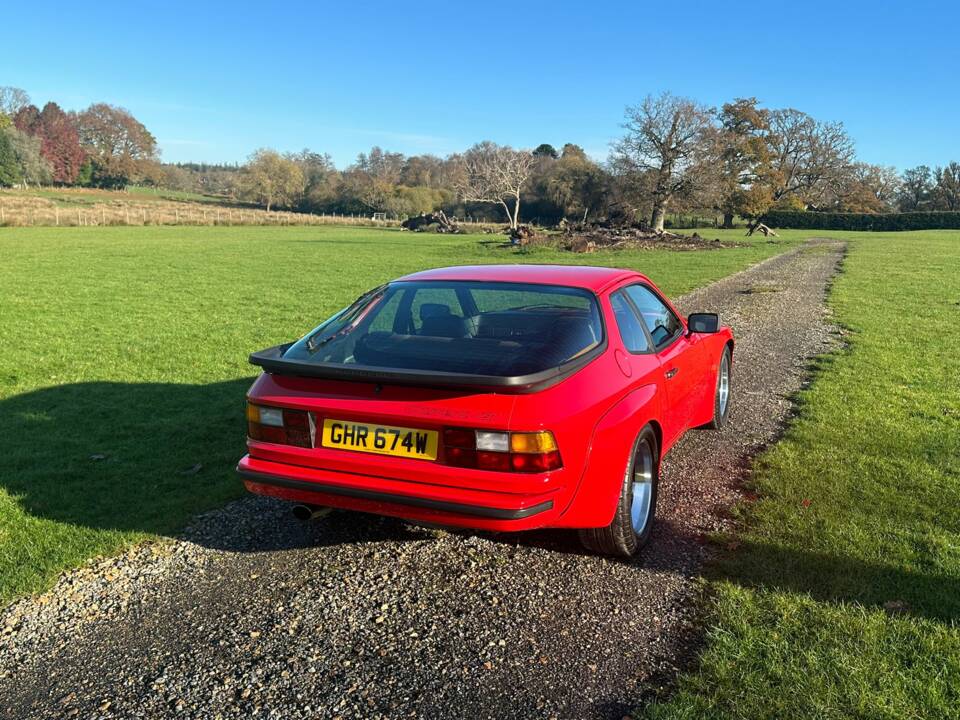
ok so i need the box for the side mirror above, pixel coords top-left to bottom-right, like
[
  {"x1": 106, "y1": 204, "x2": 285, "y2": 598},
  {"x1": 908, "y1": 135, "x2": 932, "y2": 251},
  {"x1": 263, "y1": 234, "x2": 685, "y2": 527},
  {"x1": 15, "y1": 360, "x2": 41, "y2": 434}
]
[{"x1": 687, "y1": 312, "x2": 719, "y2": 334}]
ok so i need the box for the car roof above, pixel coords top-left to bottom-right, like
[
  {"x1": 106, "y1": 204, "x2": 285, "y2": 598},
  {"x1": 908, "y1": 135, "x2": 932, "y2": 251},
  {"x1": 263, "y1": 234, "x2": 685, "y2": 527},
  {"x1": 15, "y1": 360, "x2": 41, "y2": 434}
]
[{"x1": 396, "y1": 264, "x2": 647, "y2": 292}]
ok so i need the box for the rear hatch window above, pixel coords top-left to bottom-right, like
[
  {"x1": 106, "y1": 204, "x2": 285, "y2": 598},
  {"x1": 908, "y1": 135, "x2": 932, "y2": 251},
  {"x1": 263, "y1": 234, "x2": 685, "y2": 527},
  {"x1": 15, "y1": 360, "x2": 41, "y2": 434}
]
[{"x1": 279, "y1": 281, "x2": 604, "y2": 377}]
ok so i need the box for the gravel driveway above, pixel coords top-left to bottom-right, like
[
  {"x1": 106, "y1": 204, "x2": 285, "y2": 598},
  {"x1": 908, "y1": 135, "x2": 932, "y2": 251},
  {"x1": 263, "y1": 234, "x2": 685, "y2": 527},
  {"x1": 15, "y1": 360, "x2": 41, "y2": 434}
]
[{"x1": 0, "y1": 240, "x2": 844, "y2": 720}]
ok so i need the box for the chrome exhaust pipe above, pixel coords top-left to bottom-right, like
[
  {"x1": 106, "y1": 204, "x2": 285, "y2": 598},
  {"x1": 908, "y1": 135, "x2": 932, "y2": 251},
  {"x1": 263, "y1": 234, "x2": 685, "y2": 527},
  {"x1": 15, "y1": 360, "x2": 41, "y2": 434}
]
[{"x1": 291, "y1": 504, "x2": 331, "y2": 521}]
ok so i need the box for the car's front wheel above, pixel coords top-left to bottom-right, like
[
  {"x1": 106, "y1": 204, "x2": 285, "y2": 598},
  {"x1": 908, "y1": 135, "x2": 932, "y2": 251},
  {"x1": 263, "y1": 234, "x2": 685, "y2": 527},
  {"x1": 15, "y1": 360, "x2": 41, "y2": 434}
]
[
  {"x1": 579, "y1": 426, "x2": 659, "y2": 557},
  {"x1": 706, "y1": 345, "x2": 733, "y2": 429}
]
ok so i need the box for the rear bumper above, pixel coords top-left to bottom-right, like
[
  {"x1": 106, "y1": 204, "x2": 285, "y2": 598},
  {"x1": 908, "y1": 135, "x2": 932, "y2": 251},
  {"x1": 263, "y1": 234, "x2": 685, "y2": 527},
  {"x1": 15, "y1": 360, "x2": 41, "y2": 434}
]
[{"x1": 237, "y1": 455, "x2": 560, "y2": 531}]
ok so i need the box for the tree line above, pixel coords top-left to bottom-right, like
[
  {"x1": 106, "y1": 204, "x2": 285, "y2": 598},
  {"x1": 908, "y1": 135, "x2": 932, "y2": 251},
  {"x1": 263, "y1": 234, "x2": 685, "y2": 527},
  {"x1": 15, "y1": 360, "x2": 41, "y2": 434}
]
[
  {"x1": 2, "y1": 85, "x2": 959, "y2": 228},
  {"x1": 0, "y1": 87, "x2": 159, "y2": 189}
]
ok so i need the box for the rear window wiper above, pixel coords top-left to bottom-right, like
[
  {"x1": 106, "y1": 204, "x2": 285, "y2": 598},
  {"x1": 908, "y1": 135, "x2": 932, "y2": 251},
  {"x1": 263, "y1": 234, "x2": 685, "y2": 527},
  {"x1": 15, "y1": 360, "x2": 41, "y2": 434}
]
[{"x1": 306, "y1": 287, "x2": 386, "y2": 352}]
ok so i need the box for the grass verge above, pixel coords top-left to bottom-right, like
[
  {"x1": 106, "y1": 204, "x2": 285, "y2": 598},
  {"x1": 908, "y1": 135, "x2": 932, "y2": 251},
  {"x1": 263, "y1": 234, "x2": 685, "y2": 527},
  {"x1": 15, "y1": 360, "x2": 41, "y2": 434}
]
[
  {"x1": 0, "y1": 224, "x2": 799, "y2": 605},
  {"x1": 643, "y1": 231, "x2": 960, "y2": 719}
]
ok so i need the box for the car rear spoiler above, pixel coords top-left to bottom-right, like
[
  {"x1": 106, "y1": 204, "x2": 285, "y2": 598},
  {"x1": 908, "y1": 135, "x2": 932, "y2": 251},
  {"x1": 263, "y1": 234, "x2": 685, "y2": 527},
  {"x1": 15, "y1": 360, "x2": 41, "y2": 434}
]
[{"x1": 248, "y1": 341, "x2": 605, "y2": 394}]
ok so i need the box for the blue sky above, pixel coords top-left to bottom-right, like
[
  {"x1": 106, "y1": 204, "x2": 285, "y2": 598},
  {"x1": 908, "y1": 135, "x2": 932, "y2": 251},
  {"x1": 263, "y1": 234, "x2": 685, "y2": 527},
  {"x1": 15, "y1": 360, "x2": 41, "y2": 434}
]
[{"x1": 3, "y1": 0, "x2": 957, "y2": 170}]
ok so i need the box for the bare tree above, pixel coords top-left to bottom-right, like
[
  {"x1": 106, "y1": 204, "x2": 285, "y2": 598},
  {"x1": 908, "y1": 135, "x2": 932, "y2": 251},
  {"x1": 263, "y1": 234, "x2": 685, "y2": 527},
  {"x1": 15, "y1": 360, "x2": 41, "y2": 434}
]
[
  {"x1": 0, "y1": 87, "x2": 30, "y2": 119},
  {"x1": 764, "y1": 109, "x2": 855, "y2": 210},
  {"x1": 932, "y1": 162, "x2": 960, "y2": 211},
  {"x1": 899, "y1": 165, "x2": 933, "y2": 211},
  {"x1": 454, "y1": 141, "x2": 535, "y2": 230},
  {"x1": 611, "y1": 93, "x2": 715, "y2": 232}
]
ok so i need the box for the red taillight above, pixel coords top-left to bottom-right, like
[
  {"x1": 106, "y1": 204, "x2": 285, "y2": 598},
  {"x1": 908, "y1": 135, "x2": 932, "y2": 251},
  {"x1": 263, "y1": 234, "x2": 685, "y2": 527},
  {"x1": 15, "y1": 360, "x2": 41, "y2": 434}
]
[
  {"x1": 442, "y1": 428, "x2": 561, "y2": 473},
  {"x1": 477, "y1": 450, "x2": 512, "y2": 471},
  {"x1": 247, "y1": 403, "x2": 314, "y2": 448},
  {"x1": 511, "y1": 450, "x2": 561, "y2": 472}
]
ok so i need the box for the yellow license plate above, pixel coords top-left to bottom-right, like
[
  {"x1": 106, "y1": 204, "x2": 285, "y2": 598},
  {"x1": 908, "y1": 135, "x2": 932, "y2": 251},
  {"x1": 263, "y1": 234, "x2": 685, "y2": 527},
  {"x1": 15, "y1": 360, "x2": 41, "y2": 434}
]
[{"x1": 320, "y1": 418, "x2": 438, "y2": 460}]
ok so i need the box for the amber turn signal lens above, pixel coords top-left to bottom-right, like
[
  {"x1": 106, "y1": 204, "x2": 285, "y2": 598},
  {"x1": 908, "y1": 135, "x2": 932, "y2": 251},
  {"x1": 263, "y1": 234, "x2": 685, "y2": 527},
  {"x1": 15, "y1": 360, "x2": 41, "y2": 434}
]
[{"x1": 510, "y1": 431, "x2": 558, "y2": 454}]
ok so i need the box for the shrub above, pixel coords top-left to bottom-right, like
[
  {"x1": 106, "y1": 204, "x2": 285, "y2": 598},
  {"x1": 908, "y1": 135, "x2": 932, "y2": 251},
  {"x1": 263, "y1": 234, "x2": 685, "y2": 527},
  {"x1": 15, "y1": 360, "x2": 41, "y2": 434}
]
[{"x1": 764, "y1": 210, "x2": 960, "y2": 231}]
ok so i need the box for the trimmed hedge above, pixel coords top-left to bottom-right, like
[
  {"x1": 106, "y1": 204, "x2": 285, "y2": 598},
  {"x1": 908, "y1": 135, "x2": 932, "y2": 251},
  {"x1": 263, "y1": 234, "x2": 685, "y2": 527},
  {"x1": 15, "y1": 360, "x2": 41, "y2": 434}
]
[{"x1": 764, "y1": 211, "x2": 960, "y2": 231}]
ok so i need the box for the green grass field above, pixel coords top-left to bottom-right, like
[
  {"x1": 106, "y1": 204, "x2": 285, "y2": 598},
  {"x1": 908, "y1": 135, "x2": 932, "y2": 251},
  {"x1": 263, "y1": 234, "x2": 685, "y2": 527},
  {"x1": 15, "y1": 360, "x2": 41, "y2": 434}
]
[
  {"x1": 0, "y1": 185, "x2": 225, "y2": 207},
  {"x1": 0, "y1": 224, "x2": 799, "y2": 605},
  {"x1": 125, "y1": 185, "x2": 229, "y2": 204},
  {"x1": 644, "y1": 231, "x2": 960, "y2": 719}
]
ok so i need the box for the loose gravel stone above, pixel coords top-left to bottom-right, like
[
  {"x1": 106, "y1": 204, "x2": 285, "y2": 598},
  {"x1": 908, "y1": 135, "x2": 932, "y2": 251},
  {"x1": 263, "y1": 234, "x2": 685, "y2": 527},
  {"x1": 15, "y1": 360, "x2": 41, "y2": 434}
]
[{"x1": 0, "y1": 240, "x2": 844, "y2": 720}]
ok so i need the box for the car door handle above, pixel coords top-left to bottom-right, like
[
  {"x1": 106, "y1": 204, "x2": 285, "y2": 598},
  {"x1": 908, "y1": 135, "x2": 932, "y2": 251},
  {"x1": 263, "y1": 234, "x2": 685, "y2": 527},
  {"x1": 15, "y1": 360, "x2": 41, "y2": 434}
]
[{"x1": 665, "y1": 367, "x2": 679, "y2": 379}]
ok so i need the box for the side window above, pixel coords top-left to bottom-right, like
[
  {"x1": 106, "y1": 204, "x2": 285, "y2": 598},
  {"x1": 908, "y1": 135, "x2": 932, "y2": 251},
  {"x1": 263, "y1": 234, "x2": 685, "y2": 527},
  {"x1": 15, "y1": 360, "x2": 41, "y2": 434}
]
[
  {"x1": 610, "y1": 291, "x2": 650, "y2": 353},
  {"x1": 624, "y1": 285, "x2": 683, "y2": 349}
]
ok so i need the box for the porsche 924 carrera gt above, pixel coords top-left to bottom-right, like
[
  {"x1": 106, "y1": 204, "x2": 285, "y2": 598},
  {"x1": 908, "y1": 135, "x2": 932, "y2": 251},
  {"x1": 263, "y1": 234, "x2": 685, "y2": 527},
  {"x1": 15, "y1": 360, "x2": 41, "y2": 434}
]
[{"x1": 238, "y1": 264, "x2": 733, "y2": 556}]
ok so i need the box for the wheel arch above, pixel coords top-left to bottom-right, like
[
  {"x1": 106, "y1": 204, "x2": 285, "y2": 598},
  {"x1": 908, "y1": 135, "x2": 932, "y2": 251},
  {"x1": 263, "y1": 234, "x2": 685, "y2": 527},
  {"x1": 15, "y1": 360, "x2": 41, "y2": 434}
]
[{"x1": 557, "y1": 383, "x2": 661, "y2": 528}]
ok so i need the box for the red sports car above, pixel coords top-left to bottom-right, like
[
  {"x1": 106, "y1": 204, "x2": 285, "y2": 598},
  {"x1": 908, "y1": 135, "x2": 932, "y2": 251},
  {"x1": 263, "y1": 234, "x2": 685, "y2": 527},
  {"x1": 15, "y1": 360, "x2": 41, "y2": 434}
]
[{"x1": 238, "y1": 264, "x2": 733, "y2": 556}]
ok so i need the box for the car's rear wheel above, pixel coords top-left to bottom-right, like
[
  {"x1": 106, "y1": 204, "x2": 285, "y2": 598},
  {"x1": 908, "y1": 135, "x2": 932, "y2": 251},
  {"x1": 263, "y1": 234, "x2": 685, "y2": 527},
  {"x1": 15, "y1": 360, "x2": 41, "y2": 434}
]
[
  {"x1": 579, "y1": 426, "x2": 659, "y2": 557},
  {"x1": 707, "y1": 345, "x2": 733, "y2": 429}
]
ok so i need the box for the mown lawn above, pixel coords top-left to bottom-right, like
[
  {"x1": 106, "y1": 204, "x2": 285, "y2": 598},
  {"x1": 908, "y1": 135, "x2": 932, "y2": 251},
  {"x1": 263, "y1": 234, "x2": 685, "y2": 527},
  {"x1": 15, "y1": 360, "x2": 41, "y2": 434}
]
[
  {"x1": 0, "y1": 224, "x2": 798, "y2": 605},
  {"x1": 643, "y1": 231, "x2": 960, "y2": 719}
]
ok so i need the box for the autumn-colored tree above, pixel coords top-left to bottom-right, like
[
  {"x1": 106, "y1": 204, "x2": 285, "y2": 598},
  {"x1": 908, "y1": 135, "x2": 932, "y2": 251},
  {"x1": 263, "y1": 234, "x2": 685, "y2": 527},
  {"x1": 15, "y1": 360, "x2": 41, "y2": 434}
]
[
  {"x1": 12, "y1": 105, "x2": 40, "y2": 133},
  {"x1": 715, "y1": 98, "x2": 771, "y2": 227},
  {"x1": 75, "y1": 103, "x2": 158, "y2": 187},
  {"x1": 239, "y1": 149, "x2": 305, "y2": 211},
  {"x1": 756, "y1": 108, "x2": 854, "y2": 220},
  {"x1": 14, "y1": 103, "x2": 85, "y2": 184},
  {"x1": 343, "y1": 147, "x2": 406, "y2": 212},
  {"x1": 829, "y1": 163, "x2": 901, "y2": 213}
]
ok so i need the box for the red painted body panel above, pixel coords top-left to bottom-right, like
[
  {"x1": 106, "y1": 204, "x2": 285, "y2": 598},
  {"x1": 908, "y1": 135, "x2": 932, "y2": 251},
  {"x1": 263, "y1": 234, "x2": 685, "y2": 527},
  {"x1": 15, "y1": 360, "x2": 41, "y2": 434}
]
[{"x1": 240, "y1": 265, "x2": 733, "y2": 531}]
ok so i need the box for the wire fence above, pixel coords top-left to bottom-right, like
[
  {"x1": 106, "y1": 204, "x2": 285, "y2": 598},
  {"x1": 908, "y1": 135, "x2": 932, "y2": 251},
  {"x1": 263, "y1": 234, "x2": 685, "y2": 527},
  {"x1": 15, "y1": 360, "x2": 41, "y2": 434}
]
[{"x1": 0, "y1": 201, "x2": 410, "y2": 228}]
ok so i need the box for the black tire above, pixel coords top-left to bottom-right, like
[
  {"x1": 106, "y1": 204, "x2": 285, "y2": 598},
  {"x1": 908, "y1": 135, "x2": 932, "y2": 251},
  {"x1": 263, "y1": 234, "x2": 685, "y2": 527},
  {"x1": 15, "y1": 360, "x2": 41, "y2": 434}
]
[
  {"x1": 706, "y1": 345, "x2": 733, "y2": 429},
  {"x1": 579, "y1": 426, "x2": 660, "y2": 557}
]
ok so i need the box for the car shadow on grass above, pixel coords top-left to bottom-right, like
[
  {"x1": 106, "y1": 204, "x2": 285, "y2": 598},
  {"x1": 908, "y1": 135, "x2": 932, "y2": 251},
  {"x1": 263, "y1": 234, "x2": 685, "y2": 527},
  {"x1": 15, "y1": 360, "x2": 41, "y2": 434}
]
[
  {"x1": 1, "y1": 379, "x2": 257, "y2": 537},
  {"x1": 708, "y1": 539, "x2": 960, "y2": 623},
  {"x1": 2, "y1": 378, "x2": 429, "y2": 555}
]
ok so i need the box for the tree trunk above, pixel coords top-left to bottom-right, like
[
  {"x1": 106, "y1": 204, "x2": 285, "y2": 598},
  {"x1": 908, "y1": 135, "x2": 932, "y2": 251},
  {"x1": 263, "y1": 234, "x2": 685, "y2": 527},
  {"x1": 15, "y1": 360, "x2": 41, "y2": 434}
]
[
  {"x1": 511, "y1": 191, "x2": 521, "y2": 230},
  {"x1": 650, "y1": 203, "x2": 667, "y2": 233},
  {"x1": 722, "y1": 212, "x2": 734, "y2": 229},
  {"x1": 499, "y1": 200, "x2": 513, "y2": 227}
]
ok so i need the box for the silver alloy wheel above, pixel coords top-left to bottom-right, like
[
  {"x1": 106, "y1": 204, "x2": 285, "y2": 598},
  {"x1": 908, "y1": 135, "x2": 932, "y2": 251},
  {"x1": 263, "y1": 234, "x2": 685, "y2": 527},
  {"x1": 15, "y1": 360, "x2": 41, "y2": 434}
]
[
  {"x1": 630, "y1": 439, "x2": 655, "y2": 534},
  {"x1": 718, "y1": 352, "x2": 730, "y2": 416}
]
